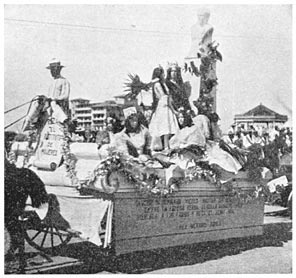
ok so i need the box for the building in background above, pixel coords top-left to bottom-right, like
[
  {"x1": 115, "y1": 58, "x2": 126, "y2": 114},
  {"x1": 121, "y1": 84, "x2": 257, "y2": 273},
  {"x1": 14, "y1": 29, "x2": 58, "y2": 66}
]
[
  {"x1": 69, "y1": 98, "x2": 90, "y2": 119},
  {"x1": 234, "y1": 103, "x2": 288, "y2": 130},
  {"x1": 91, "y1": 100, "x2": 123, "y2": 129},
  {"x1": 70, "y1": 98, "x2": 124, "y2": 130},
  {"x1": 71, "y1": 93, "x2": 154, "y2": 130},
  {"x1": 70, "y1": 98, "x2": 92, "y2": 129}
]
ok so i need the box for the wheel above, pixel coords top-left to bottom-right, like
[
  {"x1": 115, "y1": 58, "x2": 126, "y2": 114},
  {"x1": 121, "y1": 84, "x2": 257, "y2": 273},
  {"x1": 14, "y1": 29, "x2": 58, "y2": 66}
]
[{"x1": 24, "y1": 211, "x2": 72, "y2": 254}]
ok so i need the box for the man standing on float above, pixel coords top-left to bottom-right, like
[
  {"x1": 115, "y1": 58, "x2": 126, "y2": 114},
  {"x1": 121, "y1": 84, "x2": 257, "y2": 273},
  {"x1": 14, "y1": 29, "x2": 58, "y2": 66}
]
[
  {"x1": 46, "y1": 58, "x2": 70, "y2": 124},
  {"x1": 184, "y1": 9, "x2": 214, "y2": 115}
]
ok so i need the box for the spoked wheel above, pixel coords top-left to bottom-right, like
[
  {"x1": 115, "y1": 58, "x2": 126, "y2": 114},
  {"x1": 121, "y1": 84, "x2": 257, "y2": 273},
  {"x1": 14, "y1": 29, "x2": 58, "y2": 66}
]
[
  {"x1": 23, "y1": 211, "x2": 73, "y2": 254},
  {"x1": 24, "y1": 222, "x2": 72, "y2": 254}
]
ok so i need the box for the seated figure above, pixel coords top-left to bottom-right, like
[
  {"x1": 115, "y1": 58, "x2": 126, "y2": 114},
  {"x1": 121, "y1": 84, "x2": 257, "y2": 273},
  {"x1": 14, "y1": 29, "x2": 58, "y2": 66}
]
[
  {"x1": 98, "y1": 108, "x2": 152, "y2": 162},
  {"x1": 115, "y1": 111, "x2": 152, "y2": 160}
]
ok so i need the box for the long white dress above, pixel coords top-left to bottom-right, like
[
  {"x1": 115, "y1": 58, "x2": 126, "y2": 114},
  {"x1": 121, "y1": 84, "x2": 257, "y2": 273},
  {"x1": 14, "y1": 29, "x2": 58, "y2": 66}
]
[
  {"x1": 149, "y1": 82, "x2": 179, "y2": 138},
  {"x1": 169, "y1": 114, "x2": 210, "y2": 149}
]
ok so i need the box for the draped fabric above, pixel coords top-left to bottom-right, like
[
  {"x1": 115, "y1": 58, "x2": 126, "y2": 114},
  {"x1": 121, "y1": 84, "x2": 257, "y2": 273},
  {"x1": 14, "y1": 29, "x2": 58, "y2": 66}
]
[
  {"x1": 170, "y1": 124, "x2": 206, "y2": 149},
  {"x1": 205, "y1": 141, "x2": 242, "y2": 174},
  {"x1": 45, "y1": 185, "x2": 111, "y2": 246},
  {"x1": 192, "y1": 115, "x2": 211, "y2": 139}
]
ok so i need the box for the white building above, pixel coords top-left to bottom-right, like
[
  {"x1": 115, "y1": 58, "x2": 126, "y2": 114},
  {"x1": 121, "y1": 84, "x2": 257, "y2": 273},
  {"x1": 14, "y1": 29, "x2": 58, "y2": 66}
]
[
  {"x1": 70, "y1": 98, "x2": 123, "y2": 130},
  {"x1": 70, "y1": 98, "x2": 92, "y2": 129}
]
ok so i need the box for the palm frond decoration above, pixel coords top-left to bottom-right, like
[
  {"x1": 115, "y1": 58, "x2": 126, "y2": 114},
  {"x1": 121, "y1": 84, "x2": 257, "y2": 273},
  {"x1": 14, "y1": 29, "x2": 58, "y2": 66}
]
[{"x1": 123, "y1": 74, "x2": 153, "y2": 100}]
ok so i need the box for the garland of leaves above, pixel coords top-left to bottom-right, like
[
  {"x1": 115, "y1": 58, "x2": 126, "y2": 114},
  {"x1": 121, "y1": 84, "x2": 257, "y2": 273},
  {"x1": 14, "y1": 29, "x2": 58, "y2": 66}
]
[
  {"x1": 122, "y1": 158, "x2": 178, "y2": 197},
  {"x1": 81, "y1": 150, "x2": 236, "y2": 198},
  {"x1": 86, "y1": 151, "x2": 123, "y2": 188},
  {"x1": 59, "y1": 136, "x2": 273, "y2": 206},
  {"x1": 184, "y1": 164, "x2": 218, "y2": 184},
  {"x1": 195, "y1": 42, "x2": 222, "y2": 115},
  {"x1": 61, "y1": 125, "x2": 80, "y2": 187},
  {"x1": 86, "y1": 151, "x2": 177, "y2": 197},
  {"x1": 69, "y1": 141, "x2": 266, "y2": 203}
]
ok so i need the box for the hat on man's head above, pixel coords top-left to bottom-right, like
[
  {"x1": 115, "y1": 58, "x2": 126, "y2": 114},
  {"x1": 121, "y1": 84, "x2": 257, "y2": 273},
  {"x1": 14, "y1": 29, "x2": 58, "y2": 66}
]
[
  {"x1": 46, "y1": 58, "x2": 64, "y2": 69},
  {"x1": 123, "y1": 106, "x2": 137, "y2": 119}
]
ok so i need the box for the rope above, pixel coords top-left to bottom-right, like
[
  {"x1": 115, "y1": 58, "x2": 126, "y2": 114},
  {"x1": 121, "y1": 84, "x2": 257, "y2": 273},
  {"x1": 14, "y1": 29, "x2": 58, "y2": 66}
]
[
  {"x1": 4, "y1": 95, "x2": 46, "y2": 131},
  {"x1": 5, "y1": 115, "x2": 27, "y2": 129},
  {"x1": 20, "y1": 97, "x2": 37, "y2": 132},
  {"x1": 5, "y1": 100, "x2": 32, "y2": 114}
]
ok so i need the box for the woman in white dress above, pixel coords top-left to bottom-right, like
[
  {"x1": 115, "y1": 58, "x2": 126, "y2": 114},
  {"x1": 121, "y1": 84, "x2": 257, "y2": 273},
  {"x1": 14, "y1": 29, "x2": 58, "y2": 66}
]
[{"x1": 149, "y1": 66, "x2": 179, "y2": 151}]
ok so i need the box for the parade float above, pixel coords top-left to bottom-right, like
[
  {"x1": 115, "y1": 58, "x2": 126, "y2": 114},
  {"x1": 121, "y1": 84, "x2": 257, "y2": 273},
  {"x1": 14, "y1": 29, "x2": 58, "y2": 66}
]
[
  {"x1": 12, "y1": 116, "x2": 266, "y2": 256},
  {"x1": 6, "y1": 9, "x2": 268, "y2": 257}
]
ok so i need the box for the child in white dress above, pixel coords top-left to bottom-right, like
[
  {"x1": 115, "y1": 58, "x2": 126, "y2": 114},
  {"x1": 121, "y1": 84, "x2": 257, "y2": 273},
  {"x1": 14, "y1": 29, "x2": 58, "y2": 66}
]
[{"x1": 149, "y1": 66, "x2": 179, "y2": 151}]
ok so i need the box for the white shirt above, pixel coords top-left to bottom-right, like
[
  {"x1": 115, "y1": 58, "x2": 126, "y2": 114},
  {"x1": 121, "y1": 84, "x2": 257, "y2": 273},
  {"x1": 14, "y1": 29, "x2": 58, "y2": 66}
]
[{"x1": 48, "y1": 76, "x2": 70, "y2": 101}]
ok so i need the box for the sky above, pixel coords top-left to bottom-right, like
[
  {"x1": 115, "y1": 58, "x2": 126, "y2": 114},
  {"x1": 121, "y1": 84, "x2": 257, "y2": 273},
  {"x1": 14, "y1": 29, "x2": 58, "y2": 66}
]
[{"x1": 4, "y1": 4, "x2": 293, "y2": 132}]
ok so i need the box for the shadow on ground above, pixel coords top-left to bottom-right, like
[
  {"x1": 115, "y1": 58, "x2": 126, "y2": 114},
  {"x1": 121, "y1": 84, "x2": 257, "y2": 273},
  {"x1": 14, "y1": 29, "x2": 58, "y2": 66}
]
[{"x1": 5, "y1": 221, "x2": 292, "y2": 274}]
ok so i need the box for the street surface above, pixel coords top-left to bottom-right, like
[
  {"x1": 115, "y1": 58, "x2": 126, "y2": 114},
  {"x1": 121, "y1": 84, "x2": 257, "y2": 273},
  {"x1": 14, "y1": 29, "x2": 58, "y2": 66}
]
[
  {"x1": 4, "y1": 213, "x2": 292, "y2": 274},
  {"x1": 148, "y1": 240, "x2": 292, "y2": 274}
]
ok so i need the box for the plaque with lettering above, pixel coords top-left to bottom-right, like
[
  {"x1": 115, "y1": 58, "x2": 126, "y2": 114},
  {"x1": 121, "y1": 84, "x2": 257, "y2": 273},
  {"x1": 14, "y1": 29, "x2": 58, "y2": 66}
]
[{"x1": 113, "y1": 184, "x2": 264, "y2": 255}]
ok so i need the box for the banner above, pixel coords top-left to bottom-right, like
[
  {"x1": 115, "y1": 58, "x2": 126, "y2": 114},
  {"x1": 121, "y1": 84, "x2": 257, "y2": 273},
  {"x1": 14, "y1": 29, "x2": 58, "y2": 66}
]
[{"x1": 33, "y1": 122, "x2": 64, "y2": 170}]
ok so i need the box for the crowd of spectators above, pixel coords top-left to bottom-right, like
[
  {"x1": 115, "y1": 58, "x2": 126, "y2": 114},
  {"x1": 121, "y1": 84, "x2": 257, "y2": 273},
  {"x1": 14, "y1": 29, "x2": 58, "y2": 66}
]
[{"x1": 222, "y1": 124, "x2": 292, "y2": 155}]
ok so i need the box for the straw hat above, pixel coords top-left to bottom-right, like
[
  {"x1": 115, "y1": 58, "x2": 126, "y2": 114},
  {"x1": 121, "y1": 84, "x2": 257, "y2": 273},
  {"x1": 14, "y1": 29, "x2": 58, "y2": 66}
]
[{"x1": 46, "y1": 58, "x2": 65, "y2": 69}]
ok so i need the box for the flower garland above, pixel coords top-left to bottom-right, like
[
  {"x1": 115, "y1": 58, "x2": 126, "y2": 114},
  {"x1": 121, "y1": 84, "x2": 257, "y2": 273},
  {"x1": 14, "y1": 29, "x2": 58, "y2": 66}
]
[
  {"x1": 125, "y1": 170, "x2": 174, "y2": 197},
  {"x1": 83, "y1": 150, "x2": 180, "y2": 197},
  {"x1": 81, "y1": 149, "x2": 234, "y2": 198},
  {"x1": 184, "y1": 165, "x2": 218, "y2": 184},
  {"x1": 122, "y1": 159, "x2": 178, "y2": 197},
  {"x1": 86, "y1": 151, "x2": 123, "y2": 186},
  {"x1": 183, "y1": 163, "x2": 264, "y2": 203},
  {"x1": 60, "y1": 125, "x2": 80, "y2": 187},
  {"x1": 78, "y1": 148, "x2": 265, "y2": 202}
]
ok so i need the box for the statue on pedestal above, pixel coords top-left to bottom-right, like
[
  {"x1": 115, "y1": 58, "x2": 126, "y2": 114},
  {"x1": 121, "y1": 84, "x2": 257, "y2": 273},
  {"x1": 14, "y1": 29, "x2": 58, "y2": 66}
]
[
  {"x1": 186, "y1": 9, "x2": 214, "y2": 63},
  {"x1": 183, "y1": 9, "x2": 221, "y2": 115}
]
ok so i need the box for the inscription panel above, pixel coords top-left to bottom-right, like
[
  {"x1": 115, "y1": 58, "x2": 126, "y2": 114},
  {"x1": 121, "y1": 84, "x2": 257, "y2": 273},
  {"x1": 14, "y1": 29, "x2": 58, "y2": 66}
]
[
  {"x1": 35, "y1": 123, "x2": 64, "y2": 168},
  {"x1": 114, "y1": 194, "x2": 264, "y2": 240}
]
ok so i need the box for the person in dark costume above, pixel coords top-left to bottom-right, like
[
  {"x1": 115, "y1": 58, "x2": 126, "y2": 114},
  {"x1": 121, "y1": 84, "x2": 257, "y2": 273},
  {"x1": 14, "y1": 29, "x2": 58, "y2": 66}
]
[
  {"x1": 4, "y1": 158, "x2": 48, "y2": 272},
  {"x1": 166, "y1": 63, "x2": 192, "y2": 128}
]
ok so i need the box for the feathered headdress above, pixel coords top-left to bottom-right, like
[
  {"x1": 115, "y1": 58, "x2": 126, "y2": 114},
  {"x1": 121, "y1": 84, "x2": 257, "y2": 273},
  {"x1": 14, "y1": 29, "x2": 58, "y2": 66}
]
[{"x1": 123, "y1": 74, "x2": 154, "y2": 100}]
